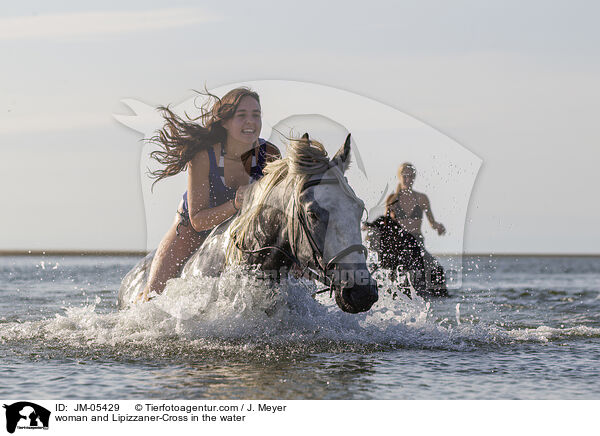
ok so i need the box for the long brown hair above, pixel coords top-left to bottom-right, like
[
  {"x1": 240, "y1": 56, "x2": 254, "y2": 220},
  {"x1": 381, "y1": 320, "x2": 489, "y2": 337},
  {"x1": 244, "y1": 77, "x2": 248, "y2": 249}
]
[{"x1": 148, "y1": 87, "x2": 261, "y2": 185}]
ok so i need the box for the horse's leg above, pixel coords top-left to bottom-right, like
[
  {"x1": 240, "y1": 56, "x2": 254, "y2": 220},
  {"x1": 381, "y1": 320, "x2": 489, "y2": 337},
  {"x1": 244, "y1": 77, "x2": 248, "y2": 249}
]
[{"x1": 138, "y1": 209, "x2": 206, "y2": 301}]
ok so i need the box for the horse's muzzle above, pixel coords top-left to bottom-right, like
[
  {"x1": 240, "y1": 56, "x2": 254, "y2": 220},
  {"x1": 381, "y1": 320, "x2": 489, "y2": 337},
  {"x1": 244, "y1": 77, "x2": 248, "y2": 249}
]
[{"x1": 330, "y1": 266, "x2": 379, "y2": 313}]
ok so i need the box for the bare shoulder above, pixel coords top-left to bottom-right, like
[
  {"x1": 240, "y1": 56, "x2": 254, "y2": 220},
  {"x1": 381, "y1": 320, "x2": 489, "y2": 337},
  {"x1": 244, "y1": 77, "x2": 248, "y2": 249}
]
[
  {"x1": 188, "y1": 147, "x2": 211, "y2": 174},
  {"x1": 187, "y1": 147, "x2": 212, "y2": 207},
  {"x1": 386, "y1": 193, "x2": 397, "y2": 206},
  {"x1": 416, "y1": 191, "x2": 430, "y2": 206}
]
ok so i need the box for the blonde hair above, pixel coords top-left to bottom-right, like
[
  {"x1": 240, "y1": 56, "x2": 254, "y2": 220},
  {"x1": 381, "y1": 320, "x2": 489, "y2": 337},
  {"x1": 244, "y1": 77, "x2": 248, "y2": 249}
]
[{"x1": 397, "y1": 162, "x2": 416, "y2": 180}]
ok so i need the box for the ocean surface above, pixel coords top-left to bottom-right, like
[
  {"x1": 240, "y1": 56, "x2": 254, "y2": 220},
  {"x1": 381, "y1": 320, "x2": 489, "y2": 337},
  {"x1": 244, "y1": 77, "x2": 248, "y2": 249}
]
[{"x1": 1, "y1": 254, "x2": 599, "y2": 400}]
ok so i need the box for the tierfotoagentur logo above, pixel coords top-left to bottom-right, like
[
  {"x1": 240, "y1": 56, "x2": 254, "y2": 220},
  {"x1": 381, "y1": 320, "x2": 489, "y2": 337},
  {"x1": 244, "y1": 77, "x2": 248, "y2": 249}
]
[
  {"x1": 114, "y1": 80, "x2": 481, "y2": 292},
  {"x1": 3, "y1": 402, "x2": 50, "y2": 433}
]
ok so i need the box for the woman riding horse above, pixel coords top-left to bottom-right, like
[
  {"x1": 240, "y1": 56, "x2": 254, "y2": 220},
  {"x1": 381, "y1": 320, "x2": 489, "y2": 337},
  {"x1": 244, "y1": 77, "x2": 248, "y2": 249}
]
[
  {"x1": 120, "y1": 134, "x2": 379, "y2": 313},
  {"x1": 138, "y1": 87, "x2": 280, "y2": 302},
  {"x1": 363, "y1": 163, "x2": 448, "y2": 296}
]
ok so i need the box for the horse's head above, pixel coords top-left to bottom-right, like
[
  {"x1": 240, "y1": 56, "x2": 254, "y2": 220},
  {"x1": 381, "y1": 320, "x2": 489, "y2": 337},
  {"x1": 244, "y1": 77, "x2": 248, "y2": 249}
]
[
  {"x1": 226, "y1": 132, "x2": 378, "y2": 313},
  {"x1": 293, "y1": 133, "x2": 379, "y2": 313}
]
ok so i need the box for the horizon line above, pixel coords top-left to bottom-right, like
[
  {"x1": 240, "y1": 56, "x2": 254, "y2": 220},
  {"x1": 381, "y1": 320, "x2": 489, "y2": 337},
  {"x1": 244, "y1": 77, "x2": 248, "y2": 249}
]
[{"x1": 1, "y1": 250, "x2": 600, "y2": 258}]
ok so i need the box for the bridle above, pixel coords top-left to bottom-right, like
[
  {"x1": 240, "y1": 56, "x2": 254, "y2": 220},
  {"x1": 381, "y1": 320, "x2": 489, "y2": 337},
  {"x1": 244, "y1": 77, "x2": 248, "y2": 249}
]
[
  {"x1": 233, "y1": 177, "x2": 368, "y2": 297},
  {"x1": 294, "y1": 178, "x2": 368, "y2": 292}
]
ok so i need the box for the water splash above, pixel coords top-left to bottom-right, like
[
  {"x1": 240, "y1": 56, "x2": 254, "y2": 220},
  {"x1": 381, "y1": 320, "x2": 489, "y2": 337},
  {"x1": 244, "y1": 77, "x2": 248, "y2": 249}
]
[{"x1": 1, "y1": 265, "x2": 599, "y2": 359}]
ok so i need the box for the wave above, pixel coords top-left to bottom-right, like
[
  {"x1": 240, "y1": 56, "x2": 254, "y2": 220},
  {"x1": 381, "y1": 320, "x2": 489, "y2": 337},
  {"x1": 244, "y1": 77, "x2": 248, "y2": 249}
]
[{"x1": 1, "y1": 266, "x2": 599, "y2": 357}]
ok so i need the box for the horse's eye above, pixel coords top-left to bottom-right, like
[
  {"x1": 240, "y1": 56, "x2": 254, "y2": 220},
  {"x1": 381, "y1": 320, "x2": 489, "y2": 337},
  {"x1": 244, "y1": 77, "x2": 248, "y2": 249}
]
[{"x1": 307, "y1": 210, "x2": 319, "y2": 221}]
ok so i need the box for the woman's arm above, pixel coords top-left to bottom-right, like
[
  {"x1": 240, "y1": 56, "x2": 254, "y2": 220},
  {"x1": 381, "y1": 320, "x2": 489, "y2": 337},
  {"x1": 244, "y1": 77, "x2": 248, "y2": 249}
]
[
  {"x1": 422, "y1": 194, "x2": 445, "y2": 235},
  {"x1": 187, "y1": 148, "x2": 239, "y2": 232}
]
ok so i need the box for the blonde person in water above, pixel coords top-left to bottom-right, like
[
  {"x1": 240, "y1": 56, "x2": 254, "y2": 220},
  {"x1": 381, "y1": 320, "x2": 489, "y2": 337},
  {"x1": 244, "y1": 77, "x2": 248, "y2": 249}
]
[{"x1": 385, "y1": 163, "x2": 446, "y2": 247}]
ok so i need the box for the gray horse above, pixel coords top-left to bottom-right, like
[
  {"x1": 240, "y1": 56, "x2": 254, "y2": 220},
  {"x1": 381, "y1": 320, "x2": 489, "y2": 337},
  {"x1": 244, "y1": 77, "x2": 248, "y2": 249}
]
[{"x1": 119, "y1": 133, "x2": 378, "y2": 314}]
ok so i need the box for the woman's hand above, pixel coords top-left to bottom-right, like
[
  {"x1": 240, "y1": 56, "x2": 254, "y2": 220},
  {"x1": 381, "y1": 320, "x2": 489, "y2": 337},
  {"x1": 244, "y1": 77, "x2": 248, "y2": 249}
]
[
  {"x1": 234, "y1": 184, "x2": 251, "y2": 210},
  {"x1": 135, "y1": 287, "x2": 159, "y2": 303},
  {"x1": 135, "y1": 288, "x2": 150, "y2": 303},
  {"x1": 434, "y1": 222, "x2": 446, "y2": 235}
]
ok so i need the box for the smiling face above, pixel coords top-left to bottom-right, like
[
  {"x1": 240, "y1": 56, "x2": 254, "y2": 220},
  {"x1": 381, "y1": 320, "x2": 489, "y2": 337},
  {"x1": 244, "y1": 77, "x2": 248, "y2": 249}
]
[{"x1": 222, "y1": 95, "x2": 262, "y2": 149}]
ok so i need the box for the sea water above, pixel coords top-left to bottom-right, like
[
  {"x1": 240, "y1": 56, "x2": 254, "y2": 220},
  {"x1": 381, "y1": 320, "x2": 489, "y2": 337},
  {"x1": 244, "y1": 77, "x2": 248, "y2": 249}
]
[{"x1": 0, "y1": 255, "x2": 599, "y2": 399}]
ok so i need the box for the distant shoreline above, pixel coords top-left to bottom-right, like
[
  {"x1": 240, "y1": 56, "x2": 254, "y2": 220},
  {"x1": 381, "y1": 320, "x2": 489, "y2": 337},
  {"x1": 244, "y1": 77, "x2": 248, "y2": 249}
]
[
  {"x1": 0, "y1": 250, "x2": 149, "y2": 257},
  {"x1": 1, "y1": 250, "x2": 599, "y2": 258}
]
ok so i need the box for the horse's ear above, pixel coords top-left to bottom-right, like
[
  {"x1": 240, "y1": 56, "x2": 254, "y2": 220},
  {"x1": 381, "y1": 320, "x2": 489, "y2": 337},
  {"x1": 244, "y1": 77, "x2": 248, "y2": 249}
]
[
  {"x1": 332, "y1": 133, "x2": 352, "y2": 173},
  {"x1": 302, "y1": 132, "x2": 310, "y2": 142}
]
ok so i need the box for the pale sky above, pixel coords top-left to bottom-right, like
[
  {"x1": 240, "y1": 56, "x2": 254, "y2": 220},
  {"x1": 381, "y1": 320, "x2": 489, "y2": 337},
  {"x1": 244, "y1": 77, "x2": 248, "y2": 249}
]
[{"x1": 1, "y1": 0, "x2": 599, "y2": 254}]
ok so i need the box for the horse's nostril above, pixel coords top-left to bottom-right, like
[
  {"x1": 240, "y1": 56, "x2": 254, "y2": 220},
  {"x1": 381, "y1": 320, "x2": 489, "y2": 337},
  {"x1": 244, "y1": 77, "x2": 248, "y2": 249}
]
[
  {"x1": 330, "y1": 266, "x2": 378, "y2": 313},
  {"x1": 341, "y1": 283, "x2": 378, "y2": 313}
]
